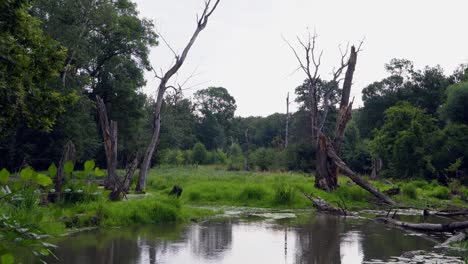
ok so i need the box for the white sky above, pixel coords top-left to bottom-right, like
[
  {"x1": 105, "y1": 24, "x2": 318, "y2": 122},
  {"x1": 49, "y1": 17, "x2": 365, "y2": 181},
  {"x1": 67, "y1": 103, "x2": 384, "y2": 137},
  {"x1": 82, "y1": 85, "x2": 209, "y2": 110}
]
[{"x1": 134, "y1": 0, "x2": 468, "y2": 117}]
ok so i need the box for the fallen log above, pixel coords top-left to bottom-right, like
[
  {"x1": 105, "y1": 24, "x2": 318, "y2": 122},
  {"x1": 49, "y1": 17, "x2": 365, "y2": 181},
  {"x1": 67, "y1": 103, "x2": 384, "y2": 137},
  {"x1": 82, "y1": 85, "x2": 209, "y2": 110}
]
[
  {"x1": 439, "y1": 231, "x2": 466, "y2": 247},
  {"x1": 302, "y1": 192, "x2": 354, "y2": 216},
  {"x1": 377, "y1": 217, "x2": 468, "y2": 232},
  {"x1": 323, "y1": 139, "x2": 396, "y2": 206}
]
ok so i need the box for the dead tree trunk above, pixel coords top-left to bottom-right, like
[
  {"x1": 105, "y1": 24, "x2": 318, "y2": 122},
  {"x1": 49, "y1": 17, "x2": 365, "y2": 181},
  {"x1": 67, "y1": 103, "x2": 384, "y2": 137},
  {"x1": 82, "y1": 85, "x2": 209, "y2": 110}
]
[
  {"x1": 96, "y1": 95, "x2": 118, "y2": 190},
  {"x1": 378, "y1": 218, "x2": 468, "y2": 232},
  {"x1": 48, "y1": 141, "x2": 75, "y2": 202},
  {"x1": 245, "y1": 128, "x2": 251, "y2": 171},
  {"x1": 123, "y1": 155, "x2": 139, "y2": 193},
  {"x1": 302, "y1": 192, "x2": 354, "y2": 216},
  {"x1": 136, "y1": 0, "x2": 221, "y2": 192},
  {"x1": 315, "y1": 46, "x2": 358, "y2": 191},
  {"x1": 370, "y1": 157, "x2": 383, "y2": 180}
]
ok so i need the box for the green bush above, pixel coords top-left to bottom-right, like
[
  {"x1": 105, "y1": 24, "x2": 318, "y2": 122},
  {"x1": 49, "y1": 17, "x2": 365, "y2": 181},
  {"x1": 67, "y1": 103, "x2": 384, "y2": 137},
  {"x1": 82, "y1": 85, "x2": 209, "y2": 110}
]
[
  {"x1": 402, "y1": 183, "x2": 418, "y2": 199},
  {"x1": 227, "y1": 143, "x2": 245, "y2": 171},
  {"x1": 429, "y1": 186, "x2": 450, "y2": 199},
  {"x1": 251, "y1": 148, "x2": 276, "y2": 171},
  {"x1": 192, "y1": 143, "x2": 208, "y2": 165}
]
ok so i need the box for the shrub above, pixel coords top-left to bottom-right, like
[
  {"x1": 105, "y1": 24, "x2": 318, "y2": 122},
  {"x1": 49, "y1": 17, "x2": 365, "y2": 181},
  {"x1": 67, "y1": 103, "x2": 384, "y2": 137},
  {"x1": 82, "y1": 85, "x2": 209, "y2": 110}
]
[
  {"x1": 251, "y1": 148, "x2": 276, "y2": 171},
  {"x1": 429, "y1": 186, "x2": 450, "y2": 199},
  {"x1": 192, "y1": 143, "x2": 207, "y2": 165},
  {"x1": 402, "y1": 183, "x2": 418, "y2": 199},
  {"x1": 227, "y1": 143, "x2": 245, "y2": 171}
]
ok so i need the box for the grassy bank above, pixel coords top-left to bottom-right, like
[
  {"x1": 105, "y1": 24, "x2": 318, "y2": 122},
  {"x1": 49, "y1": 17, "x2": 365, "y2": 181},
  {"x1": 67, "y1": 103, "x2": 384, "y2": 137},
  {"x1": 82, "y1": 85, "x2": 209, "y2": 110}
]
[
  {"x1": 145, "y1": 165, "x2": 468, "y2": 210},
  {"x1": 0, "y1": 192, "x2": 214, "y2": 238}
]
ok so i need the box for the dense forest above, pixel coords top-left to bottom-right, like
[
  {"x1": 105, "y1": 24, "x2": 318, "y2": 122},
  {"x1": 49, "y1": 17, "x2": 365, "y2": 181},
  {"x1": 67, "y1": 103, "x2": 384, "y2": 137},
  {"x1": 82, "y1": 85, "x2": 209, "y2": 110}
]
[{"x1": 1, "y1": 0, "x2": 468, "y2": 263}]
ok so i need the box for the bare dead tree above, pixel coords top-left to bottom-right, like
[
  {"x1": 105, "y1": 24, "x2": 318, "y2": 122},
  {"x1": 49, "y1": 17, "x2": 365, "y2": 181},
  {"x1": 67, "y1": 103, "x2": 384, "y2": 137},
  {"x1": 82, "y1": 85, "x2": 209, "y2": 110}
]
[
  {"x1": 136, "y1": 0, "x2": 221, "y2": 192},
  {"x1": 283, "y1": 31, "x2": 322, "y2": 145}
]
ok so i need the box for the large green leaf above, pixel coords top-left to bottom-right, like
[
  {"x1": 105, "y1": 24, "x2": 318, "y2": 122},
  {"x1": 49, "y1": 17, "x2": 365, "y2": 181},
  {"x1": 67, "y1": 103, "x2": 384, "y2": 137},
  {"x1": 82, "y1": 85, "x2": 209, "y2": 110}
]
[
  {"x1": 32, "y1": 174, "x2": 53, "y2": 187},
  {"x1": 20, "y1": 167, "x2": 34, "y2": 181},
  {"x1": 1, "y1": 253, "x2": 14, "y2": 264},
  {"x1": 84, "y1": 160, "x2": 95, "y2": 173},
  {"x1": 64, "y1": 161, "x2": 74, "y2": 174},
  {"x1": 94, "y1": 167, "x2": 106, "y2": 177},
  {"x1": 47, "y1": 163, "x2": 57, "y2": 177},
  {"x1": 0, "y1": 168, "x2": 10, "y2": 185}
]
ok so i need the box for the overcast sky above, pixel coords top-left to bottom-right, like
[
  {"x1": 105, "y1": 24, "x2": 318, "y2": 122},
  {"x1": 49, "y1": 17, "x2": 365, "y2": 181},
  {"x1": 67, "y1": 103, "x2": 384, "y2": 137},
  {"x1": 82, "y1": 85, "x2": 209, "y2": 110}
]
[{"x1": 133, "y1": 0, "x2": 468, "y2": 117}]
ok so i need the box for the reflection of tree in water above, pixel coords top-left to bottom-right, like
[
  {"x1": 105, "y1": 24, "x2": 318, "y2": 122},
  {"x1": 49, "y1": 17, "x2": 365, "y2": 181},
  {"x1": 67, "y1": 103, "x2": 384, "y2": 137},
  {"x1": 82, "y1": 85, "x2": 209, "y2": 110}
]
[
  {"x1": 359, "y1": 221, "x2": 435, "y2": 261},
  {"x1": 190, "y1": 220, "x2": 233, "y2": 260},
  {"x1": 46, "y1": 225, "x2": 185, "y2": 264},
  {"x1": 295, "y1": 214, "x2": 343, "y2": 264}
]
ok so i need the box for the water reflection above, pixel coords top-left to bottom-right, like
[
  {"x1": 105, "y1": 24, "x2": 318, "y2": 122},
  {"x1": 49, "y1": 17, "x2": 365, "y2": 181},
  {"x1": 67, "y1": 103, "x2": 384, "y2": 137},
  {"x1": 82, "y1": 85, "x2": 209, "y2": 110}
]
[{"x1": 41, "y1": 214, "x2": 441, "y2": 264}]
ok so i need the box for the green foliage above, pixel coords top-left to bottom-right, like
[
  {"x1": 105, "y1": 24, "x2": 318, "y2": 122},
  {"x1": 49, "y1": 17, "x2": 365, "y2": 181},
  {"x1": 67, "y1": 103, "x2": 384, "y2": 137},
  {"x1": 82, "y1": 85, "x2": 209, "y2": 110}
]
[
  {"x1": 192, "y1": 143, "x2": 208, "y2": 165},
  {"x1": 0, "y1": 169, "x2": 10, "y2": 185},
  {"x1": 84, "y1": 160, "x2": 95, "y2": 174},
  {"x1": 47, "y1": 164, "x2": 57, "y2": 178},
  {"x1": 372, "y1": 102, "x2": 437, "y2": 178},
  {"x1": 283, "y1": 144, "x2": 316, "y2": 172},
  {"x1": 429, "y1": 186, "x2": 450, "y2": 199},
  {"x1": 227, "y1": 144, "x2": 245, "y2": 171},
  {"x1": 94, "y1": 167, "x2": 105, "y2": 177},
  {"x1": 64, "y1": 161, "x2": 74, "y2": 175},
  {"x1": 402, "y1": 184, "x2": 418, "y2": 199},
  {"x1": 273, "y1": 184, "x2": 295, "y2": 205},
  {"x1": 0, "y1": 0, "x2": 72, "y2": 135},
  {"x1": 440, "y1": 81, "x2": 468, "y2": 124},
  {"x1": 238, "y1": 185, "x2": 268, "y2": 202},
  {"x1": 251, "y1": 148, "x2": 276, "y2": 171}
]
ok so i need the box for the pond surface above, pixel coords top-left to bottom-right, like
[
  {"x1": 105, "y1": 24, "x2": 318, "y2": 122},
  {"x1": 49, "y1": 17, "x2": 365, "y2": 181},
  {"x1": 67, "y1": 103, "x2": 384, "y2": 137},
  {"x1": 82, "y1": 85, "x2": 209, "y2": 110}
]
[{"x1": 43, "y1": 209, "x2": 465, "y2": 264}]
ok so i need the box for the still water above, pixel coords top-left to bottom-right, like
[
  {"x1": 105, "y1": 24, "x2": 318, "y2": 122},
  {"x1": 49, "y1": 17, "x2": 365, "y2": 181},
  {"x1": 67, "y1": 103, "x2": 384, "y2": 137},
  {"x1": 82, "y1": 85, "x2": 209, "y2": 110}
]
[{"x1": 44, "y1": 210, "x2": 464, "y2": 264}]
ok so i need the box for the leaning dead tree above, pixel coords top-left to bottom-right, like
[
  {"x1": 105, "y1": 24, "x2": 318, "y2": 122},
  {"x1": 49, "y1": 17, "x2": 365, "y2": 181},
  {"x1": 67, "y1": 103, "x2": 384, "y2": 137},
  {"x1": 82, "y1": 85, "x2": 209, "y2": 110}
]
[
  {"x1": 285, "y1": 33, "x2": 394, "y2": 205},
  {"x1": 136, "y1": 0, "x2": 221, "y2": 192}
]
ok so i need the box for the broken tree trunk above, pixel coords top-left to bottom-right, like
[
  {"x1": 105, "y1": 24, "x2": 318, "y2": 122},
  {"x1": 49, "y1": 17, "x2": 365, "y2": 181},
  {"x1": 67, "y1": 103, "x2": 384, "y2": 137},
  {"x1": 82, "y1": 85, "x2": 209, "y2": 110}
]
[
  {"x1": 122, "y1": 155, "x2": 139, "y2": 193},
  {"x1": 315, "y1": 46, "x2": 357, "y2": 191},
  {"x1": 378, "y1": 217, "x2": 468, "y2": 232},
  {"x1": 302, "y1": 192, "x2": 354, "y2": 216},
  {"x1": 245, "y1": 128, "x2": 251, "y2": 171},
  {"x1": 285, "y1": 92, "x2": 290, "y2": 149},
  {"x1": 96, "y1": 95, "x2": 118, "y2": 190},
  {"x1": 370, "y1": 157, "x2": 383, "y2": 180},
  {"x1": 48, "y1": 141, "x2": 76, "y2": 202}
]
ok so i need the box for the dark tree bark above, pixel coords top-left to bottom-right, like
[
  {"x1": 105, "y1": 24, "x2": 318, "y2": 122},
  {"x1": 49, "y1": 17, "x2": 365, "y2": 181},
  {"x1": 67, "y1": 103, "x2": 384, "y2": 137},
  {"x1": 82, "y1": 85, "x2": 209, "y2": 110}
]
[
  {"x1": 48, "y1": 141, "x2": 75, "y2": 202},
  {"x1": 370, "y1": 157, "x2": 383, "y2": 180},
  {"x1": 244, "y1": 128, "x2": 251, "y2": 171},
  {"x1": 96, "y1": 95, "x2": 118, "y2": 190},
  {"x1": 136, "y1": 0, "x2": 221, "y2": 192},
  {"x1": 315, "y1": 46, "x2": 358, "y2": 191}
]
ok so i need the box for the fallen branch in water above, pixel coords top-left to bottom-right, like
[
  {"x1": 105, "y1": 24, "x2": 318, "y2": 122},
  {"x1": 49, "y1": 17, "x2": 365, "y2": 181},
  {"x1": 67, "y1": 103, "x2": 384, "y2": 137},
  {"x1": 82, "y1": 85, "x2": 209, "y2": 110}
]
[
  {"x1": 377, "y1": 217, "x2": 468, "y2": 232},
  {"x1": 438, "y1": 231, "x2": 466, "y2": 247},
  {"x1": 302, "y1": 192, "x2": 354, "y2": 216}
]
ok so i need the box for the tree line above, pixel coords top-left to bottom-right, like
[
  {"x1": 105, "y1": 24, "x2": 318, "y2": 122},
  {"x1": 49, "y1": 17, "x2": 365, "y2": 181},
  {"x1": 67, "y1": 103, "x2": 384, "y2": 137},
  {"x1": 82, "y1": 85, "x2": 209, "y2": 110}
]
[{"x1": 1, "y1": 0, "x2": 467, "y2": 186}]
